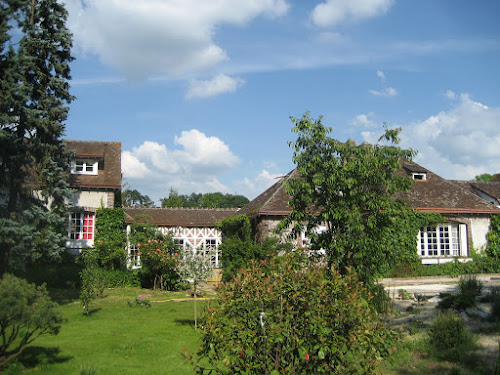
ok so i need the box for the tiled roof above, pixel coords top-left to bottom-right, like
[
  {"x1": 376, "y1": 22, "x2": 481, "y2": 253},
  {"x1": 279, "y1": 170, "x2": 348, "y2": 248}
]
[
  {"x1": 65, "y1": 140, "x2": 122, "y2": 190},
  {"x1": 123, "y1": 207, "x2": 240, "y2": 227},
  {"x1": 240, "y1": 160, "x2": 500, "y2": 217},
  {"x1": 470, "y1": 181, "x2": 500, "y2": 200},
  {"x1": 239, "y1": 170, "x2": 297, "y2": 217}
]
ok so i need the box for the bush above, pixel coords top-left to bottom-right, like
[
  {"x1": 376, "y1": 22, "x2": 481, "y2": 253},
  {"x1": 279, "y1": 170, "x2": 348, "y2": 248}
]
[
  {"x1": 427, "y1": 311, "x2": 477, "y2": 359},
  {"x1": 458, "y1": 275, "x2": 483, "y2": 298},
  {"x1": 189, "y1": 252, "x2": 396, "y2": 374},
  {"x1": 0, "y1": 274, "x2": 63, "y2": 368},
  {"x1": 437, "y1": 293, "x2": 476, "y2": 311}
]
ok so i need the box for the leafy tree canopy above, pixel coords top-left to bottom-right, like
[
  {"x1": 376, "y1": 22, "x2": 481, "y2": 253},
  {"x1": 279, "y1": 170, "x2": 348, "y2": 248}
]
[
  {"x1": 475, "y1": 173, "x2": 500, "y2": 182},
  {"x1": 160, "y1": 188, "x2": 249, "y2": 208},
  {"x1": 0, "y1": 0, "x2": 74, "y2": 274},
  {"x1": 279, "y1": 113, "x2": 426, "y2": 286},
  {"x1": 122, "y1": 188, "x2": 154, "y2": 207}
]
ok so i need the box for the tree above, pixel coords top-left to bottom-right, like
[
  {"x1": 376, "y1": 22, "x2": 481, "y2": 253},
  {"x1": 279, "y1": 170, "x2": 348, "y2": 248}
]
[
  {"x1": 0, "y1": 274, "x2": 62, "y2": 367},
  {"x1": 0, "y1": 0, "x2": 74, "y2": 274},
  {"x1": 216, "y1": 214, "x2": 287, "y2": 281},
  {"x1": 189, "y1": 251, "x2": 396, "y2": 374},
  {"x1": 279, "y1": 113, "x2": 419, "y2": 287},
  {"x1": 161, "y1": 188, "x2": 249, "y2": 208},
  {"x1": 177, "y1": 251, "x2": 213, "y2": 330},
  {"x1": 161, "y1": 187, "x2": 186, "y2": 207},
  {"x1": 122, "y1": 188, "x2": 154, "y2": 207}
]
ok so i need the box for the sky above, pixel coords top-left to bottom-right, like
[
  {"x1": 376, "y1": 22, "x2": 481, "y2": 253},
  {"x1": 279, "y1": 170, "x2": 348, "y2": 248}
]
[{"x1": 61, "y1": 0, "x2": 500, "y2": 204}]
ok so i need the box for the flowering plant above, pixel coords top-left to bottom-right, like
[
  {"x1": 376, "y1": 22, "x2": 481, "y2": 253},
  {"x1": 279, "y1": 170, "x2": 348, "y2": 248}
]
[
  {"x1": 136, "y1": 237, "x2": 180, "y2": 290},
  {"x1": 128, "y1": 294, "x2": 152, "y2": 307}
]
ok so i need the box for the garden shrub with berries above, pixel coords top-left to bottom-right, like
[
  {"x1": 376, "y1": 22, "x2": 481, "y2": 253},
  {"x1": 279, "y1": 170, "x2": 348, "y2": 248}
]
[{"x1": 188, "y1": 251, "x2": 396, "y2": 374}]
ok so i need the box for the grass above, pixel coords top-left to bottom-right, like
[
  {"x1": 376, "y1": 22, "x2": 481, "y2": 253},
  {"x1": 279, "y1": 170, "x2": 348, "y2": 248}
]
[{"x1": 3, "y1": 288, "x2": 208, "y2": 375}]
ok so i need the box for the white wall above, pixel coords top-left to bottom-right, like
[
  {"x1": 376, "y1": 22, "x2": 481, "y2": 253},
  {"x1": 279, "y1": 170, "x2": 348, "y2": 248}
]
[
  {"x1": 469, "y1": 216, "x2": 491, "y2": 252},
  {"x1": 68, "y1": 191, "x2": 110, "y2": 208}
]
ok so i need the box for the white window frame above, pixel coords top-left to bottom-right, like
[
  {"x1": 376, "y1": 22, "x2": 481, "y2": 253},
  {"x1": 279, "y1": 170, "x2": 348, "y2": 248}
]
[
  {"x1": 418, "y1": 223, "x2": 467, "y2": 258},
  {"x1": 71, "y1": 159, "x2": 98, "y2": 175},
  {"x1": 68, "y1": 212, "x2": 94, "y2": 240},
  {"x1": 412, "y1": 172, "x2": 427, "y2": 181}
]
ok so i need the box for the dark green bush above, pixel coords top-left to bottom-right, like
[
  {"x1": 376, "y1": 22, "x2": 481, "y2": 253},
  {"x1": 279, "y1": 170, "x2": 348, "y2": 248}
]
[
  {"x1": 437, "y1": 293, "x2": 476, "y2": 311},
  {"x1": 458, "y1": 275, "x2": 483, "y2": 298},
  {"x1": 428, "y1": 311, "x2": 477, "y2": 358}
]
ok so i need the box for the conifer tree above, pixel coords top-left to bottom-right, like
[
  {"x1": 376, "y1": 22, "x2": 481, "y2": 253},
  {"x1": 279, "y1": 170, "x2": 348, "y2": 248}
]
[{"x1": 0, "y1": 0, "x2": 74, "y2": 274}]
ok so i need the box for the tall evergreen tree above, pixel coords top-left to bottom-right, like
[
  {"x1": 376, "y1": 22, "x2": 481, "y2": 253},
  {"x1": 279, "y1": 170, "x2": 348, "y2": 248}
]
[{"x1": 0, "y1": 0, "x2": 74, "y2": 274}]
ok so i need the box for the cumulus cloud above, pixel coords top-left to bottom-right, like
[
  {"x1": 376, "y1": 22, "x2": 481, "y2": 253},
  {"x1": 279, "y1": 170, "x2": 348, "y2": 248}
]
[
  {"x1": 362, "y1": 93, "x2": 500, "y2": 180},
  {"x1": 311, "y1": 0, "x2": 394, "y2": 27},
  {"x1": 236, "y1": 169, "x2": 283, "y2": 200},
  {"x1": 376, "y1": 70, "x2": 386, "y2": 81},
  {"x1": 369, "y1": 87, "x2": 398, "y2": 97},
  {"x1": 64, "y1": 0, "x2": 289, "y2": 81},
  {"x1": 350, "y1": 112, "x2": 377, "y2": 128},
  {"x1": 122, "y1": 130, "x2": 240, "y2": 203},
  {"x1": 186, "y1": 74, "x2": 245, "y2": 99}
]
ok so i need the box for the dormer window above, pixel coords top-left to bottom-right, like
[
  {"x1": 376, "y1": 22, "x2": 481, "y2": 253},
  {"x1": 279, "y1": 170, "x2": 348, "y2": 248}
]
[
  {"x1": 412, "y1": 172, "x2": 427, "y2": 181},
  {"x1": 71, "y1": 159, "x2": 98, "y2": 175}
]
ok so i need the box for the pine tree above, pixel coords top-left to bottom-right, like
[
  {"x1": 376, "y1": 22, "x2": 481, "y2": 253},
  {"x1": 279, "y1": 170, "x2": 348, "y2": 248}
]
[{"x1": 0, "y1": 0, "x2": 74, "y2": 274}]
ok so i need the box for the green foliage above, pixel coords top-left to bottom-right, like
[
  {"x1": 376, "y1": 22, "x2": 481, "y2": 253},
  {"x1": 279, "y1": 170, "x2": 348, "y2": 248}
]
[
  {"x1": 137, "y1": 236, "x2": 180, "y2": 290},
  {"x1": 192, "y1": 252, "x2": 396, "y2": 374},
  {"x1": 122, "y1": 188, "x2": 154, "y2": 207},
  {"x1": 280, "y1": 113, "x2": 420, "y2": 287},
  {"x1": 161, "y1": 187, "x2": 249, "y2": 208},
  {"x1": 79, "y1": 249, "x2": 105, "y2": 316},
  {"x1": 487, "y1": 215, "x2": 500, "y2": 261},
  {"x1": 0, "y1": 274, "x2": 62, "y2": 368},
  {"x1": 216, "y1": 215, "x2": 284, "y2": 282},
  {"x1": 0, "y1": 0, "x2": 74, "y2": 274},
  {"x1": 93, "y1": 208, "x2": 126, "y2": 270},
  {"x1": 458, "y1": 275, "x2": 483, "y2": 298},
  {"x1": 427, "y1": 312, "x2": 476, "y2": 355},
  {"x1": 475, "y1": 173, "x2": 493, "y2": 182},
  {"x1": 178, "y1": 252, "x2": 214, "y2": 330},
  {"x1": 127, "y1": 294, "x2": 152, "y2": 308}
]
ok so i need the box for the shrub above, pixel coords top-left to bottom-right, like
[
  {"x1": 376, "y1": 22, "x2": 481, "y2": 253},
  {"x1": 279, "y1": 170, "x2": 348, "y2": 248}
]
[
  {"x1": 0, "y1": 274, "x2": 63, "y2": 368},
  {"x1": 189, "y1": 251, "x2": 396, "y2": 374},
  {"x1": 458, "y1": 275, "x2": 483, "y2": 298},
  {"x1": 427, "y1": 311, "x2": 477, "y2": 358}
]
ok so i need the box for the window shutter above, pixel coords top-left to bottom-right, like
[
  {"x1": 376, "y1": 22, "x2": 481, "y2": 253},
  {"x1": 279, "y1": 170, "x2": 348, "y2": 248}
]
[{"x1": 459, "y1": 224, "x2": 468, "y2": 257}]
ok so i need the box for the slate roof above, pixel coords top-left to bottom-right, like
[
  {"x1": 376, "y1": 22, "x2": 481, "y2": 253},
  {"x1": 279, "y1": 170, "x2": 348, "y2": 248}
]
[
  {"x1": 65, "y1": 140, "x2": 122, "y2": 190},
  {"x1": 123, "y1": 207, "x2": 239, "y2": 227},
  {"x1": 240, "y1": 160, "x2": 500, "y2": 217}
]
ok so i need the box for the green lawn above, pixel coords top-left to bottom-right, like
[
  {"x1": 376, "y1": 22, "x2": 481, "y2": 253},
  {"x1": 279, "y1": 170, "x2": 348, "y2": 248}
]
[{"x1": 5, "y1": 288, "x2": 207, "y2": 375}]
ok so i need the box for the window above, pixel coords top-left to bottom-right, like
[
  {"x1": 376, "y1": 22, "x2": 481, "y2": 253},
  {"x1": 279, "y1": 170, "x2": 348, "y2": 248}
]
[
  {"x1": 419, "y1": 223, "x2": 465, "y2": 257},
  {"x1": 69, "y1": 213, "x2": 94, "y2": 240},
  {"x1": 128, "y1": 245, "x2": 141, "y2": 269},
  {"x1": 71, "y1": 159, "x2": 98, "y2": 175},
  {"x1": 412, "y1": 172, "x2": 427, "y2": 181}
]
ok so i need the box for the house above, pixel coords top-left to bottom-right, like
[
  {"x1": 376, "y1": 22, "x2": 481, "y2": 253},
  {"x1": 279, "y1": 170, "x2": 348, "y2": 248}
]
[
  {"x1": 123, "y1": 207, "x2": 238, "y2": 279},
  {"x1": 64, "y1": 140, "x2": 122, "y2": 253},
  {"x1": 239, "y1": 160, "x2": 500, "y2": 264},
  {"x1": 452, "y1": 180, "x2": 500, "y2": 208}
]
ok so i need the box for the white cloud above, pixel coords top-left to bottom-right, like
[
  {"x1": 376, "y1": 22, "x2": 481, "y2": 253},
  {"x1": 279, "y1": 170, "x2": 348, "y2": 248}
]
[
  {"x1": 64, "y1": 0, "x2": 289, "y2": 81},
  {"x1": 236, "y1": 169, "x2": 283, "y2": 199},
  {"x1": 186, "y1": 74, "x2": 245, "y2": 99},
  {"x1": 350, "y1": 112, "x2": 377, "y2": 128},
  {"x1": 445, "y1": 89, "x2": 457, "y2": 100},
  {"x1": 311, "y1": 0, "x2": 394, "y2": 27},
  {"x1": 376, "y1": 70, "x2": 386, "y2": 81},
  {"x1": 369, "y1": 87, "x2": 398, "y2": 97},
  {"x1": 362, "y1": 94, "x2": 500, "y2": 180},
  {"x1": 122, "y1": 130, "x2": 240, "y2": 203}
]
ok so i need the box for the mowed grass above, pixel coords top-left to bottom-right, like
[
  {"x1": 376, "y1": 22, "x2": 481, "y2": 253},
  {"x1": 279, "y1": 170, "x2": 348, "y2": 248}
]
[{"x1": 6, "y1": 288, "x2": 208, "y2": 375}]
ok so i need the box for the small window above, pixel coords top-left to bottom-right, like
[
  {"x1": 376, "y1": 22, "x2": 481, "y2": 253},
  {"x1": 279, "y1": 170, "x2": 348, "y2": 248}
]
[
  {"x1": 71, "y1": 160, "x2": 98, "y2": 175},
  {"x1": 412, "y1": 172, "x2": 426, "y2": 181}
]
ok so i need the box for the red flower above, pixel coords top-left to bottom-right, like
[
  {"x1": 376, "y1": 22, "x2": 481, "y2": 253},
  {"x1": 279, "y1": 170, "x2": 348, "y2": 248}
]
[
  {"x1": 305, "y1": 353, "x2": 310, "y2": 361},
  {"x1": 240, "y1": 348, "x2": 244, "y2": 358}
]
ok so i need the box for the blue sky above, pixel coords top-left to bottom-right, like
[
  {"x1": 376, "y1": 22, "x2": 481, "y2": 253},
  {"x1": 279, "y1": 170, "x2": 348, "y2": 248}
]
[{"x1": 62, "y1": 0, "x2": 500, "y2": 204}]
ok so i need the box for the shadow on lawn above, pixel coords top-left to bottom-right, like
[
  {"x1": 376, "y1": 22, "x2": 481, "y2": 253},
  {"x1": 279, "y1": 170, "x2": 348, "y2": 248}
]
[
  {"x1": 175, "y1": 318, "x2": 195, "y2": 327},
  {"x1": 17, "y1": 346, "x2": 73, "y2": 368}
]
